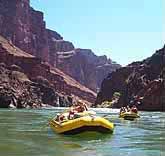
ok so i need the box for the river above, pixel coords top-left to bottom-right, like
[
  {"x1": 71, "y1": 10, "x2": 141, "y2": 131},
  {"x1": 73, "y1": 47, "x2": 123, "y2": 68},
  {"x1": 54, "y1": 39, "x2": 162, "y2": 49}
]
[{"x1": 0, "y1": 108, "x2": 164, "y2": 156}]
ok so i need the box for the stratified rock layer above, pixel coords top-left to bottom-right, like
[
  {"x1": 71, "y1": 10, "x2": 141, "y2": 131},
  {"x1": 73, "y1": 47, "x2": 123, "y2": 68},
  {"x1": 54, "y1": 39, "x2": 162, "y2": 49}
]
[{"x1": 0, "y1": 35, "x2": 96, "y2": 108}]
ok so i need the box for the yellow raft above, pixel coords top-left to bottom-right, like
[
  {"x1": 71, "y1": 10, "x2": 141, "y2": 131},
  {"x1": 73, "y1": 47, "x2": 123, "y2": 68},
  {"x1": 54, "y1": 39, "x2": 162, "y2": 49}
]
[
  {"x1": 119, "y1": 111, "x2": 140, "y2": 120},
  {"x1": 49, "y1": 115, "x2": 114, "y2": 135}
]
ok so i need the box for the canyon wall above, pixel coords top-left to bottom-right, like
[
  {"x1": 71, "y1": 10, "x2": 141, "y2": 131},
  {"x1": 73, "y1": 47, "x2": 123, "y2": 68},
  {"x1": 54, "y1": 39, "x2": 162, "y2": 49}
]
[
  {"x1": 0, "y1": 0, "x2": 121, "y2": 91},
  {"x1": 0, "y1": 35, "x2": 96, "y2": 108},
  {"x1": 95, "y1": 46, "x2": 165, "y2": 111}
]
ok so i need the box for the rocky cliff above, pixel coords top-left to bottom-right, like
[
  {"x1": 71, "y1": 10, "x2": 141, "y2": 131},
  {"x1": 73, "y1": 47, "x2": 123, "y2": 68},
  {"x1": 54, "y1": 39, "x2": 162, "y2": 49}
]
[
  {"x1": 58, "y1": 48, "x2": 121, "y2": 91},
  {"x1": 95, "y1": 46, "x2": 165, "y2": 111},
  {"x1": 0, "y1": 35, "x2": 96, "y2": 108},
  {"x1": 0, "y1": 0, "x2": 50, "y2": 61},
  {"x1": 0, "y1": 0, "x2": 121, "y2": 91}
]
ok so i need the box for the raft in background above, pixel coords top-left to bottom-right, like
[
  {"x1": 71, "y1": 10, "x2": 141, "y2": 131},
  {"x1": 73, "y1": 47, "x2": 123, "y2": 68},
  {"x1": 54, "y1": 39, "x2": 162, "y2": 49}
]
[
  {"x1": 49, "y1": 116, "x2": 114, "y2": 135},
  {"x1": 119, "y1": 111, "x2": 140, "y2": 120}
]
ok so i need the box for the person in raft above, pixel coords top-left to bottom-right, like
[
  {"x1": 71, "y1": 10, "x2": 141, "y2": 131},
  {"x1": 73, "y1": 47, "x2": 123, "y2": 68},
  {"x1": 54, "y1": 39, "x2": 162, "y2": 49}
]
[
  {"x1": 130, "y1": 105, "x2": 138, "y2": 113},
  {"x1": 126, "y1": 105, "x2": 131, "y2": 112},
  {"x1": 54, "y1": 101, "x2": 89, "y2": 122},
  {"x1": 120, "y1": 107, "x2": 127, "y2": 114},
  {"x1": 55, "y1": 113, "x2": 67, "y2": 123},
  {"x1": 119, "y1": 105, "x2": 132, "y2": 114},
  {"x1": 68, "y1": 100, "x2": 89, "y2": 119}
]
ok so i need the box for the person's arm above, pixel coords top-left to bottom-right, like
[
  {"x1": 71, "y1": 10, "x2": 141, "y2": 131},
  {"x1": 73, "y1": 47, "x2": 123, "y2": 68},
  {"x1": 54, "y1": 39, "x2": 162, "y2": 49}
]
[{"x1": 84, "y1": 104, "x2": 88, "y2": 111}]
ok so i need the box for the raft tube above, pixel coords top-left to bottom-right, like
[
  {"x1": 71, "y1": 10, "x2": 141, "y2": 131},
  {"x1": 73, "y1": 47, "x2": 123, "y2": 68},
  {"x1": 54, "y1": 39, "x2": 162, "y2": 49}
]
[
  {"x1": 49, "y1": 116, "x2": 114, "y2": 135},
  {"x1": 119, "y1": 112, "x2": 140, "y2": 120}
]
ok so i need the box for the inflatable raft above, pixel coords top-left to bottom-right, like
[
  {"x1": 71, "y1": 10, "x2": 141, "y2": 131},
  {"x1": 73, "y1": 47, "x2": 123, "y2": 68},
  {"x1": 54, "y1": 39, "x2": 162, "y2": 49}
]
[
  {"x1": 49, "y1": 115, "x2": 114, "y2": 135},
  {"x1": 119, "y1": 111, "x2": 140, "y2": 120}
]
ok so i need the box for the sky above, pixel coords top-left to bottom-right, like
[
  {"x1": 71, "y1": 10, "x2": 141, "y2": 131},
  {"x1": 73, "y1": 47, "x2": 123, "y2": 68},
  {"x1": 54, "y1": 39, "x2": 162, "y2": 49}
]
[{"x1": 30, "y1": 0, "x2": 165, "y2": 66}]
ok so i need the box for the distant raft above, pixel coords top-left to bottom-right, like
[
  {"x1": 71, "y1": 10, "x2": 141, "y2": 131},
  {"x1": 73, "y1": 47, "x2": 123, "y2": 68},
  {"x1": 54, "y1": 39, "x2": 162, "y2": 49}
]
[
  {"x1": 49, "y1": 115, "x2": 114, "y2": 135},
  {"x1": 119, "y1": 111, "x2": 140, "y2": 120}
]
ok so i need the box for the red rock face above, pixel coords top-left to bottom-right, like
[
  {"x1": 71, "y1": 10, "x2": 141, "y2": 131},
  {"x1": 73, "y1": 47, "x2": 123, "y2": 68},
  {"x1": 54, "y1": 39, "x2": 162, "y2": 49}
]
[
  {"x1": 0, "y1": 35, "x2": 96, "y2": 105},
  {"x1": 47, "y1": 29, "x2": 75, "y2": 66},
  {"x1": 59, "y1": 51, "x2": 97, "y2": 91},
  {"x1": 57, "y1": 48, "x2": 121, "y2": 91},
  {"x1": 0, "y1": 0, "x2": 121, "y2": 92},
  {"x1": 0, "y1": 0, "x2": 75, "y2": 64},
  {"x1": 0, "y1": 0, "x2": 49, "y2": 62},
  {"x1": 95, "y1": 46, "x2": 165, "y2": 111}
]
